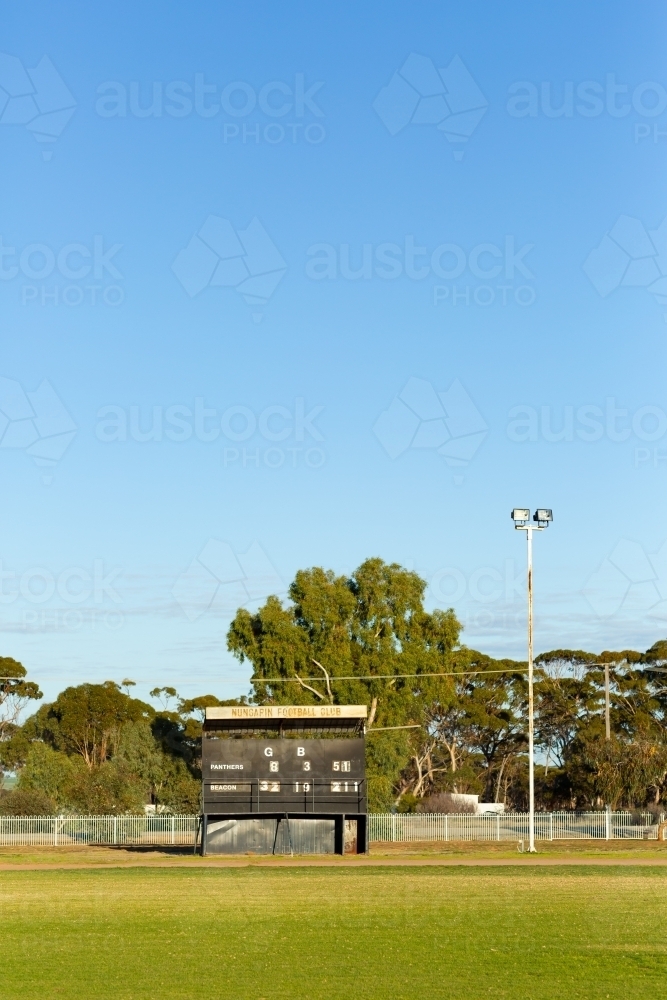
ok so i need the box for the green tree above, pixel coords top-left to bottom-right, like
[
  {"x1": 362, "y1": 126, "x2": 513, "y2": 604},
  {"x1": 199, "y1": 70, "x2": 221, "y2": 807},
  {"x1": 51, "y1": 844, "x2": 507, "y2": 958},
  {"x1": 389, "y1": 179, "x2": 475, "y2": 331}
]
[
  {"x1": 644, "y1": 639, "x2": 667, "y2": 663},
  {"x1": 567, "y1": 734, "x2": 667, "y2": 809},
  {"x1": 365, "y1": 730, "x2": 413, "y2": 811},
  {"x1": 149, "y1": 686, "x2": 179, "y2": 711},
  {"x1": 115, "y1": 719, "x2": 200, "y2": 813},
  {"x1": 228, "y1": 558, "x2": 464, "y2": 808},
  {"x1": 4, "y1": 680, "x2": 234, "y2": 814},
  {"x1": 26, "y1": 682, "x2": 153, "y2": 768},
  {"x1": 116, "y1": 720, "x2": 168, "y2": 801},
  {"x1": 0, "y1": 656, "x2": 42, "y2": 742},
  {"x1": 66, "y1": 759, "x2": 146, "y2": 814},
  {"x1": 17, "y1": 743, "x2": 84, "y2": 809},
  {"x1": 395, "y1": 649, "x2": 525, "y2": 805},
  {"x1": 534, "y1": 644, "x2": 667, "y2": 807},
  {"x1": 229, "y1": 560, "x2": 459, "y2": 711},
  {"x1": 451, "y1": 667, "x2": 527, "y2": 804},
  {"x1": 535, "y1": 650, "x2": 601, "y2": 775}
]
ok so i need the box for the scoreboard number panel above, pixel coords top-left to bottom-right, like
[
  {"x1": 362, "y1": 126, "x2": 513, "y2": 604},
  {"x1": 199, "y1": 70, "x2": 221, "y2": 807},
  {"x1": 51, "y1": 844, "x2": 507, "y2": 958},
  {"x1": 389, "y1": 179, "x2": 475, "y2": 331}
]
[
  {"x1": 204, "y1": 738, "x2": 364, "y2": 781},
  {"x1": 259, "y1": 781, "x2": 281, "y2": 792},
  {"x1": 203, "y1": 737, "x2": 366, "y2": 813}
]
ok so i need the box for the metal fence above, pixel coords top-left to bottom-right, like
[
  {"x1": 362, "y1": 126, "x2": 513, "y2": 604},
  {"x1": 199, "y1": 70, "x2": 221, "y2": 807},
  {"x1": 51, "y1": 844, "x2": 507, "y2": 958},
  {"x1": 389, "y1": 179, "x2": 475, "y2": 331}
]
[
  {"x1": 368, "y1": 811, "x2": 662, "y2": 842},
  {"x1": 0, "y1": 811, "x2": 661, "y2": 847},
  {"x1": 0, "y1": 815, "x2": 199, "y2": 847}
]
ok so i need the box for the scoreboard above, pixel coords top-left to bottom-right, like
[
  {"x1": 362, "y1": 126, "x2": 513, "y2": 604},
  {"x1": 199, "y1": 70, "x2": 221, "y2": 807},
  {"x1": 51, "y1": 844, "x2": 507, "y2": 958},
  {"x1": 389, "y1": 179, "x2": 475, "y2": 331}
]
[
  {"x1": 203, "y1": 737, "x2": 366, "y2": 814},
  {"x1": 201, "y1": 704, "x2": 368, "y2": 854}
]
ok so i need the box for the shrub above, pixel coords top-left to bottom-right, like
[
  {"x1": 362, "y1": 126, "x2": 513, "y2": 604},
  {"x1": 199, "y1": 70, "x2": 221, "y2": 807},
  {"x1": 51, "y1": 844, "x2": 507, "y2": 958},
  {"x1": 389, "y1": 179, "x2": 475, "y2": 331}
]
[
  {"x1": 17, "y1": 743, "x2": 83, "y2": 808},
  {"x1": 0, "y1": 788, "x2": 55, "y2": 815},
  {"x1": 66, "y1": 760, "x2": 146, "y2": 815},
  {"x1": 396, "y1": 793, "x2": 419, "y2": 813}
]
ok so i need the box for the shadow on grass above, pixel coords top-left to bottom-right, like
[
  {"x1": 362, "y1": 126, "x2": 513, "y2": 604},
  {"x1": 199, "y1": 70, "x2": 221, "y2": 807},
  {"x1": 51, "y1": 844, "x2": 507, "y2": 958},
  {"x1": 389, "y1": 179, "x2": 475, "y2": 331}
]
[{"x1": 104, "y1": 844, "x2": 200, "y2": 856}]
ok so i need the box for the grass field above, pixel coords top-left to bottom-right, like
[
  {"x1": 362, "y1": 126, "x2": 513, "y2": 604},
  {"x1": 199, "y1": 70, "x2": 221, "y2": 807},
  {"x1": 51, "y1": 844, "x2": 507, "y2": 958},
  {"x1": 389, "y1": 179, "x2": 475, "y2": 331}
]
[{"x1": 2, "y1": 863, "x2": 666, "y2": 999}]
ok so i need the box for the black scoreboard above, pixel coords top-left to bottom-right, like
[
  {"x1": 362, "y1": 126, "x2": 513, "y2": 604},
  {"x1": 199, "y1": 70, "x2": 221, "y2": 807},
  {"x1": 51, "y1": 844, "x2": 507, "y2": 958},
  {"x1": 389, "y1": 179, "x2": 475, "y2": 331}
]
[{"x1": 201, "y1": 704, "x2": 367, "y2": 855}]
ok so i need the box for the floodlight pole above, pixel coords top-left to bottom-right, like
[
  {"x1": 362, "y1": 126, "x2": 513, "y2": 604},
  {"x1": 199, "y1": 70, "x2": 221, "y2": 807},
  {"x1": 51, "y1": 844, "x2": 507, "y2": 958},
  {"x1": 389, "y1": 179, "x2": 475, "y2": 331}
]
[
  {"x1": 526, "y1": 524, "x2": 536, "y2": 854},
  {"x1": 511, "y1": 510, "x2": 551, "y2": 854}
]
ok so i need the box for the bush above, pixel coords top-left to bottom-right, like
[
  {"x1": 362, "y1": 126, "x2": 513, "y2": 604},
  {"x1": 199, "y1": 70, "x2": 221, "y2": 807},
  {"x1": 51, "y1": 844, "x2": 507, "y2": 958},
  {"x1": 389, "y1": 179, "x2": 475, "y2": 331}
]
[
  {"x1": 66, "y1": 760, "x2": 146, "y2": 815},
  {"x1": 17, "y1": 743, "x2": 83, "y2": 808},
  {"x1": 365, "y1": 731, "x2": 411, "y2": 812},
  {"x1": 396, "y1": 793, "x2": 419, "y2": 813},
  {"x1": 367, "y1": 775, "x2": 396, "y2": 812},
  {"x1": 0, "y1": 788, "x2": 55, "y2": 815},
  {"x1": 157, "y1": 766, "x2": 200, "y2": 813},
  {"x1": 630, "y1": 804, "x2": 665, "y2": 824}
]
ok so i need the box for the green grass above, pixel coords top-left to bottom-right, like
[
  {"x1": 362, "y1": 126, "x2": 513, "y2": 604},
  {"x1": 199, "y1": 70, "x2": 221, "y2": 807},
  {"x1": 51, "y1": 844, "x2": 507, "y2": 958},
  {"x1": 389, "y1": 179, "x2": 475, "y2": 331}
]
[{"x1": 2, "y1": 866, "x2": 665, "y2": 999}]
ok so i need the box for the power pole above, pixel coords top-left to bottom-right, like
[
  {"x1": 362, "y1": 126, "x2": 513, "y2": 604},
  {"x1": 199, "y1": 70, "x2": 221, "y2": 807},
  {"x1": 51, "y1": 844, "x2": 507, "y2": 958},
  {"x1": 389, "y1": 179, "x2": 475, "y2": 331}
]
[{"x1": 604, "y1": 663, "x2": 611, "y2": 741}]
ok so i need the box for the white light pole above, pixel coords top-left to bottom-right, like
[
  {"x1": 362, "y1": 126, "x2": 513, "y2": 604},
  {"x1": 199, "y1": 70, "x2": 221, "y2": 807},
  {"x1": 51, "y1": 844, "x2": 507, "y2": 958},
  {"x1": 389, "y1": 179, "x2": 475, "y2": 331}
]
[{"x1": 511, "y1": 508, "x2": 553, "y2": 853}]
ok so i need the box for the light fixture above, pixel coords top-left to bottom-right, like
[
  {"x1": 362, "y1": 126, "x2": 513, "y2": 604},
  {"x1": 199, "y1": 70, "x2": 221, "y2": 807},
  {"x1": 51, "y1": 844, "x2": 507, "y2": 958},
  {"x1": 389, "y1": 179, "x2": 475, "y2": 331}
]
[
  {"x1": 534, "y1": 509, "x2": 553, "y2": 524},
  {"x1": 511, "y1": 508, "x2": 530, "y2": 523}
]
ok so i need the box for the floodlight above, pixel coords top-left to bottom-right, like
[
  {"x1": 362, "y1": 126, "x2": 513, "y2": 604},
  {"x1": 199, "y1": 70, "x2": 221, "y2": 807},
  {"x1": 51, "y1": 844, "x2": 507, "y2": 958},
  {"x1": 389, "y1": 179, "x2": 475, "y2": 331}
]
[
  {"x1": 511, "y1": 508, "x2": 530, "y2": 523},
  {"x1": 534, "y1": 509, "x2": 553, "y2": 524}
]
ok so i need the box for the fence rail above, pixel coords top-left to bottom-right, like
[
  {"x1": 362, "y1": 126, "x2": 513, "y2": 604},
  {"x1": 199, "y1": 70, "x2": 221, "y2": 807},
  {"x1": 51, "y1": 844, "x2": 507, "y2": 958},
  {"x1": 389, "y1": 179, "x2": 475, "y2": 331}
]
[
  {"x1": 0, "y1": 812, "x2": 661, "y2": 847},
  {"x1": 0, "y1": 815, "x2": 199, "y2": 847},
  {"x1": 368, "y1": 811, "x2": 662, "y2": 842}
]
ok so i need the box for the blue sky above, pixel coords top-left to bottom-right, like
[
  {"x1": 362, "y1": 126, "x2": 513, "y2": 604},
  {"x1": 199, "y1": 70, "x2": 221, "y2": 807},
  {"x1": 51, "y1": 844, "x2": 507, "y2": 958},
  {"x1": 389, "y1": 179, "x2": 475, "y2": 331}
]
[{"x1": 2, "y1": 1, "x2": 667, "y2": 706}]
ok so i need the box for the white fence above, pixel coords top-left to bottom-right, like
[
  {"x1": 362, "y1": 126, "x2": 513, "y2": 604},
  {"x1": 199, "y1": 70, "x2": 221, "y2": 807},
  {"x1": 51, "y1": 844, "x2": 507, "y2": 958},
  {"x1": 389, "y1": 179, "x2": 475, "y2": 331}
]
[
  {"x1": 0, "y1": 812, "x2": 661, "y2": 847},
  {"x1": 369, "y1": 811, "x2": 662, "y2": 842},
  {"x1": 0, "y1": 815, "x2": 199, "y2": 847}
]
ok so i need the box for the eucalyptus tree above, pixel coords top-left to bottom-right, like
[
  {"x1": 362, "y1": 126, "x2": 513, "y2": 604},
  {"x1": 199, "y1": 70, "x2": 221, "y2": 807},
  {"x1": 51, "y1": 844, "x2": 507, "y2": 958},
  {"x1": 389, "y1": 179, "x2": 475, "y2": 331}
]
[
  {"x1": 0, "y1": 656, "x2": 41, "y2": 742},
  {"x1": 228, "y1": 558, "x2": 461, "y2": 725},
  {"x1": 228, "y1": 558, "x2": 463, "y2": 807}
]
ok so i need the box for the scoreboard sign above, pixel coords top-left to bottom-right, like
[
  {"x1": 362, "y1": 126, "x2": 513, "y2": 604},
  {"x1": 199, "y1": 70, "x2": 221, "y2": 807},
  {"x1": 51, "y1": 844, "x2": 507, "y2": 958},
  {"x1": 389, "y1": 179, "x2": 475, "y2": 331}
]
[
  {"x1": 205, "y1": 704, "x2": 366, "y2": 722},
  {"x1": 203, "y1": 737, "x2": 366, "y2": 814}
]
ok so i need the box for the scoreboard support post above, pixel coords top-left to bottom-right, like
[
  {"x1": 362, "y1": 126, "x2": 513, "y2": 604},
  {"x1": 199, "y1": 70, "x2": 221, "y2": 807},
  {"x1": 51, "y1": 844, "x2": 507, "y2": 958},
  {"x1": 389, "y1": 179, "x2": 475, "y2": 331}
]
[
  {"x1": 359, "y1": 813, "x2": 368, "y2": 854},
  {"x1": 201, "y1": 704, "x2": 368, "y2": 856},
  {"x1": 334, "y1": 815, "x2": 344, "y2": 856}
]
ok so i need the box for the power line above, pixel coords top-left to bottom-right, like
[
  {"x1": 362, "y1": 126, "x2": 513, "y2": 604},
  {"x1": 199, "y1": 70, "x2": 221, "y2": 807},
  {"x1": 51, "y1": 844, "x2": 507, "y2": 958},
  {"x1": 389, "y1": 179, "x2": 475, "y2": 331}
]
[
  {"x1": 249, "y1": 663, "x2": 667, "y2": 684},
  {"x1": 250, "y1": 667, "x2": 530, "y2": 683},
  {"x1": 5, "y1": 664, "x2": 662, "y2": 685},
  {"x1": 367, "y1": 724, "x2": 422, "y2": 732}
]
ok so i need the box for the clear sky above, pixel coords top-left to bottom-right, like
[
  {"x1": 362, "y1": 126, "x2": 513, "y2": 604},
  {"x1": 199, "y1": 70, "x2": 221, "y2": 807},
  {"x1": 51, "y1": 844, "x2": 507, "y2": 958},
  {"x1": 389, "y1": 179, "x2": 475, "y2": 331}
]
[{"x1": 2, "y1": 1, "x2": 667, "y2": 707}]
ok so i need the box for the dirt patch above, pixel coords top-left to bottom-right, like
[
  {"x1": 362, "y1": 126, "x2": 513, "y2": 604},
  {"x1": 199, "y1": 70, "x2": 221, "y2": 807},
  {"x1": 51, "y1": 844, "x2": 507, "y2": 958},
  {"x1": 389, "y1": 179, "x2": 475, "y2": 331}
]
[{"x1": 0, "y1": 838, "x2": 666, "y2": 871}]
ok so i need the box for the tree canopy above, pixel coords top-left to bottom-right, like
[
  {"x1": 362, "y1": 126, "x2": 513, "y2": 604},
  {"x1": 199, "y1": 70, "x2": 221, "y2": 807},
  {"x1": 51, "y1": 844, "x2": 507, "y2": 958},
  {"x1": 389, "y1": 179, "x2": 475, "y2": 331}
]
[
  {"x1": 0, "y1": 656, "x2": 42, "y2": 742},
  {"x1": 2, "y1": 558, "x2": 667, "y2": 815},
  {"x1": 228, "y1": 558, "x2": 667, "y2": 812},
  {"x1": 0, "y1": 681, "x2": 240, "y2": 815}
]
